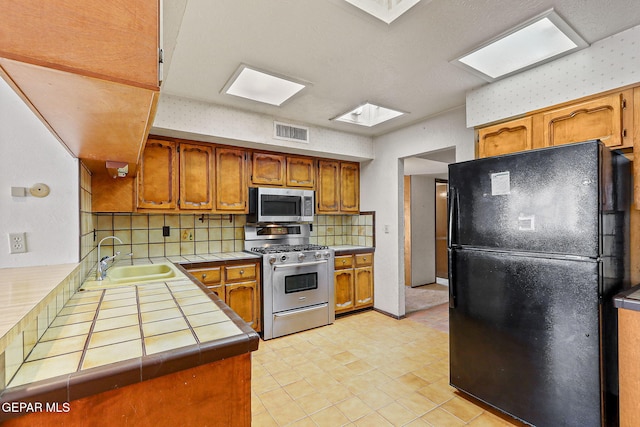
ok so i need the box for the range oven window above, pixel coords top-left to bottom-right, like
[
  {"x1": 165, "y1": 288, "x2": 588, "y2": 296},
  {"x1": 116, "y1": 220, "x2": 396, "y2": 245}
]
[
  {"x1": 284, "y1": 272, "x2": 318, "y2": 294},
  {"x1": 261, "y1": 195, "x2": 301, "y2": 217}
]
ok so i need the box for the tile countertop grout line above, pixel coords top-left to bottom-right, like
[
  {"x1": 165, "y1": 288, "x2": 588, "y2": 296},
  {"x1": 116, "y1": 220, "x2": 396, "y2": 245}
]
[
  {"x1": 135, "y1": 285, "x2": 147, "y2": 357},
  {"x1": 166, "y1": 282, "x2": 201, "y2": 346},
  {"x1": 75, "y1": 289, "x2": 106, "y2": 372}
]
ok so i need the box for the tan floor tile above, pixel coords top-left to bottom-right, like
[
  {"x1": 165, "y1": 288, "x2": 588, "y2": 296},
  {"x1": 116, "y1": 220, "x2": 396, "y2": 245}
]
[
  {"x1": 283, "y1": 379, "x2": 317, "y2": 399},
  {"x1": 440, "y1": 395, "x2": 485, "y2": 423},
  {"x1": 353, "y1": 388, "x2": 391, "y2": 410},
  {"x1": 252, "y1": 411, "x2": 278, "y2": 427},
  {"x1": 319, "y1": 382, "x2": 355, "y2": 404},
  {"x1": 412, "y1": 364, "x2": 447, "y2": 384},
  {"x1": 397, "y1": 391, "x2": 438, "y2": 417},
  {"x1": 253, "y1": 373, "x2": 280, "y2": 395},
  {"x1": 336, "y1": 396, "x2": 373, "y2": 422},
  {"x1": 333, "y1": 350, "x2": 359, "y2": 365},
  {"x1": 310, "y1": 405, "x2": 350, "y2": 427},
  {"x1": 287, "y1": 417, "x2": 318, "y2": 427},
  {"x1": 378, "y1": 401, "x2": 418, "y2": 426},
  {"x1": 404, "y1": 418, "x2": 432, "y2": 427},
  {"x1": 259, "y1": 387, "x2": 295, "y2": 412},
  {"x1": 417, "y1": 381, "x2": 456, "y2": 405},
  {"x1": 251, "y1": 393, "x2": 266, "y2": 415},
  {"x1": 295, "y1": 392, "x2": 333, "y2": 415},
  {"x1": 421, "y1": 407, "x2": 466, "y2": 427},
  {"x1": 268, "y1": 401, "x2": 307, "y2": 425},
  {"x1": 353, "y1": 411, "x2": 394, "y2": 427},
  {"x1": 345, "y1": 359, "x2": 374, "y2": 375},
  {"x1": 271, "y1": 366, "x2": 304, "y2": 386}
]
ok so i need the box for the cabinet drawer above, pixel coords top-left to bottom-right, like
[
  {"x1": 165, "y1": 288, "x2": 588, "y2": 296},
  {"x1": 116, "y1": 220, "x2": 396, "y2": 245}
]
[
  {"x1": 355, "y1": 253, "x2": 373, "y2": 267},
  {"x1": 189, "y1": 267, "x2": 222, "y2": 285},
  {"x1": 335, "y1": 255, "x2": 353, "y2": 269},
  {"x1": 225, "y1": 264, "x2": 257, "y2": 282}
]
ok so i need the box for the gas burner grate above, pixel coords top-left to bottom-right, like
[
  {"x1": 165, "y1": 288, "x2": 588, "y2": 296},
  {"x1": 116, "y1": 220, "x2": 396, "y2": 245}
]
[{"x1": 251, "y1": 244, "x2": 329, "y2": 254}]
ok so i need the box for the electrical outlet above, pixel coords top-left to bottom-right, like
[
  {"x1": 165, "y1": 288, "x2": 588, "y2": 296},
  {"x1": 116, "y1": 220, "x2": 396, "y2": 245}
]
[{"x1": 9, "y1": 232, "x2": 27, "y2": 254}]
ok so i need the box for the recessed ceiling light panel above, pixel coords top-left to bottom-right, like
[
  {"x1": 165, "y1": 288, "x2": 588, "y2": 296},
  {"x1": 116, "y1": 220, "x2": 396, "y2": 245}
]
[
  {"x1": 332, "y1": 102, "x2": 405, "y2": 127},
  {"x1": 452, "y1": 9, "x2": 588, "y2": 82},
  {"x1": 223, "y1": 65, "x2": 307, "y2": 106},
  {"x1": 343, "y1": 0, "x2": 426, "y2": 24}
]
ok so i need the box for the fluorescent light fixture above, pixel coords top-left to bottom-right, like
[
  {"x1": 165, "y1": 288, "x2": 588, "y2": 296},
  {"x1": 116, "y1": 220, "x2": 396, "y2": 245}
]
[
  {"x1": 223, "y1": 65, "x2": 307, "y2": 106},
  {"x1": 343, "y1": 0, "x2": 426, "y2": 24},
  {"x1": 452, "y1": 9, "x2": 588, "y2": 81},
  {"x1": 332, "y1": 102, "x2": 405, "y2": 127}
]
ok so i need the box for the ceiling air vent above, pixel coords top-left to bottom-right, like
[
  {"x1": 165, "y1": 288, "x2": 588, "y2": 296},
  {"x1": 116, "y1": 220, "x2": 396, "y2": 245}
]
[{"x1": 274, "y1": 121, "x2": 309, "y2": 143}]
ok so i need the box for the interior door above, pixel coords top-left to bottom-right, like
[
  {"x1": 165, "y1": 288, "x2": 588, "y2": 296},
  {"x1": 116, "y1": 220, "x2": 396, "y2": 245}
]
[{"x1": 435, "y1": 180, "x2": 448, "y2": 280}]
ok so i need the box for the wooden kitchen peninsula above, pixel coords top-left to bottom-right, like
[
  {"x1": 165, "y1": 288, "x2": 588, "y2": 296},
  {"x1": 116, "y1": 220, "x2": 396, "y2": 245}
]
[{"x1": 0, "y1": 257, "x2": 259, "y2": 426}]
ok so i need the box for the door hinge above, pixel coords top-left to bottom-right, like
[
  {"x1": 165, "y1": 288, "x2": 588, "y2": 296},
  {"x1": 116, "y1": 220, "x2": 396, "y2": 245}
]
[
  {"x1": 622, "y1": 98, "x2": 627, "y2": 109},
  {"x1": 623, "y1": 129, "x2": 627, "y2": 138}
]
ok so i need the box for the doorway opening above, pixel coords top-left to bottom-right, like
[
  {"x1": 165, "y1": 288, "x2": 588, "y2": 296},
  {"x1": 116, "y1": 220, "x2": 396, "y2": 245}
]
[{"x1": 403, "y1": 147, "x2": 454, "y2": 314}]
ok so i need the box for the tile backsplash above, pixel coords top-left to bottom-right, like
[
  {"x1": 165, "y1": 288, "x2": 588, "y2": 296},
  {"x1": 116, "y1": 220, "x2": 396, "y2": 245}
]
[{"x1": 93, "y1": 212, "x2": 375, "y2": 260}]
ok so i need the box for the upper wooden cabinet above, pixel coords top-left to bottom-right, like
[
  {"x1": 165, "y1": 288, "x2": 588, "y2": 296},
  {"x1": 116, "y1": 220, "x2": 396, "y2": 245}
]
[
  {"x1": 179, "y1": 144, "x2": 214, "y2": 210},
  {"x1": 317, "y1": 161, "x2": 341, "y2": 213},
  {"x1": 477, "y1": 117, "x2": 534, "y2": 158},
  {"x1": 251, "y1": 153, "x2": 285, "y2": 186},
  {"x1": 316, "y1": 160, "x2": 360, "y2": 214},
  {"x1": 340, "y1": 162, "x2": 360, "y2": 213},
  {"x1": 542, "y1": 90, "x2": 632, "y2": 149},
  {"x1": 0, "y1": 1, "x2": 160, "y2": 175},
  {"x1": 476, "y1": 88, "x2": 634, "y2": 159},
  {"x1": 137, "y1": 140, "x2": 178, "y2": 210},
  {"x1": 250, "y1": 153, "x2": 315, "y2": 188},
  {"x1": 216, "y1": 148, "x2": 248, "y2": 212},
  {"x1": 286, "y1": 156, "x2": 315, "y2": 188}
]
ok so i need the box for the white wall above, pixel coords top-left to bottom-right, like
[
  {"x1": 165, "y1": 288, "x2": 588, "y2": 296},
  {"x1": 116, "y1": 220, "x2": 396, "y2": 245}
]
[
  {"x1": 362, "y1": 106, "x2": 474, "y2": 317},
  {"x1": 410, "y1": 175, "x2": 435, "y2": 286},
  {"x1": 0, "y1": 78, "x2": 79, "y2": 268},
  {"x1": 152, "y1": 94, "x2": 374, "y2": 161}
]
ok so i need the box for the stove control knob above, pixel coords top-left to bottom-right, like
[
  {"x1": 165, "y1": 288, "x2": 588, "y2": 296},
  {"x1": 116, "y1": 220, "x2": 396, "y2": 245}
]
[
  {"x1": 324, "y1": 251, "x2": 331, "y2": 259},
  {"x1": 268, "y1": 256, "x2": 277, "y2": 265},
  {"x1": 280, "y1": 255, "x2": 288, "y2": 262},
  {"x1": 298, "y1": 253, "x2": 306, "y2": 261},
  {"x1": 314, "y1": 252, "x2": 322, "y2": 260}
]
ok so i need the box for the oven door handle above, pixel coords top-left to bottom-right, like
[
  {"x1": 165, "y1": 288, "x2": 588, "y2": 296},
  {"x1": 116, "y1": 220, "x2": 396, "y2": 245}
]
[{"x1": 273, "y1": 260, "x2": 327, "y2": 269}]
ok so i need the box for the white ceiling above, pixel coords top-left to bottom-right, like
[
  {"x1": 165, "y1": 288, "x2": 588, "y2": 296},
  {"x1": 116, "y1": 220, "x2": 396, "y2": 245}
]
[{"x1": 161, "y1": 0, "x2": 640, "y2": 138}]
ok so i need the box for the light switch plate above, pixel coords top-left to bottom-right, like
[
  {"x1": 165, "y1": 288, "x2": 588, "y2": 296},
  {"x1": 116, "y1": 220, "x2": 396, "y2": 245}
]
[{"x1": 9, "y1": 232, "x2": 27, "y2": 254}]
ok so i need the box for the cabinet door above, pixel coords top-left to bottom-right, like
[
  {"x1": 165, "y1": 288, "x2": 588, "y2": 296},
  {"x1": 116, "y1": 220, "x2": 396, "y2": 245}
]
[
  {"x1": 286, "y1": 156, "x2": 315, "y2": 188},
  {"x1": 477, "y1": 117, "x2": 533, "y2": 158},
  {"x1": 215, "y1": 148, "x2": 247, "y2": 212},
  {"x1": 179, "y1": 144, "x2": 213, "y2": 210},
  {"x1": 334, "y1": 269, "x2": 355, "y2": 313},
  {"x1": 226, "y1": 281, "x2": 260, "y2": 331},
  {"x1": 340, "y1": 162, "x2": 360, "y2": 213},
  {"x1": 251, "y1": 152, "x2": 285, "y2": 186},
  {"x1": 317, "y1": 160, "x2": 340, "y2": 213},
  {"x1": 355, "y1": 266, "x2": 374, "y2": 308},
  {"x1": 542, "y1": 92, "x2": 629, "y2": 148},
  {"x1": 137, "y1": 139, "x2": 177, "y2": 209}
]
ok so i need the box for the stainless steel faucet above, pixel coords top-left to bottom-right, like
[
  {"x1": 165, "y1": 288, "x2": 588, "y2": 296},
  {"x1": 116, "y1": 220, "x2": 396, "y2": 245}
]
[{"x1": 96, "y1": 236, "x2": 124, "y2": 280}]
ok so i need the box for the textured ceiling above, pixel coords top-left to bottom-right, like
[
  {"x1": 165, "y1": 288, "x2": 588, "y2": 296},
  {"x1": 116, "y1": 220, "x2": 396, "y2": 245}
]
[{"x1": 161, "y1": 0, "x2": 640, "y2": 137}]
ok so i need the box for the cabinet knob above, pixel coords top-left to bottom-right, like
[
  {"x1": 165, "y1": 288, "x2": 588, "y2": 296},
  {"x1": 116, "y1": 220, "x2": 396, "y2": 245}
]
[
  {"x1": 202, "y1": 273, "x2": 207, "y2": 278},
  {"x1": 342, "y1": 260, "x2": 346, "y2": 264},
  {"x1": 240, "y1": 270, "x2": 245, "y2": 275},
  {"x1": 363, "y1": 257, "x2": 367, "y2": 261}
]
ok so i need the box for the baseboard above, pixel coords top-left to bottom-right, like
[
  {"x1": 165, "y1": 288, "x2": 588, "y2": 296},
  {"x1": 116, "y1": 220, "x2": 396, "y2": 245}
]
[{"x1": 436, "y1": 278, "x2": 449, "y2": 286}]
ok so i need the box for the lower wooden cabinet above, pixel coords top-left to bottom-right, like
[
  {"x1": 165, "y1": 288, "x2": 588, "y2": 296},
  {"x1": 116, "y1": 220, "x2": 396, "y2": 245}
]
[
  {"x1": 334, "y1": 252, "x2": 374, "y2": 315},
  {"x1": 186, "y1": 261, "x2": 261, "y2": 332}
]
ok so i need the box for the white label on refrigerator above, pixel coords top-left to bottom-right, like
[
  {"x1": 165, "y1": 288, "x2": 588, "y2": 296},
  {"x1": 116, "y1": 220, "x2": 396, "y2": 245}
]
[
  {"x1": 490, "y1": 172, "x2": 510, "y2": 195},
  {"x1": 518, "y1": 214, "x2": 535, "y2": 231}
]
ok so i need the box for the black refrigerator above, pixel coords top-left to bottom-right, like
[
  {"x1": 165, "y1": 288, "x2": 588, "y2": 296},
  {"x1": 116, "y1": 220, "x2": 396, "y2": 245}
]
[{"x1": 448, "y1": 140, "x2": 630, "y2": 427}]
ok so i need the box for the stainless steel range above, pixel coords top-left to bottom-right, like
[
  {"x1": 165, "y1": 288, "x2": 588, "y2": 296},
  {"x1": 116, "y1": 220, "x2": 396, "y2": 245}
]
[{"x1": 245, "y1": 224, "x2": 335, "y2": 340}]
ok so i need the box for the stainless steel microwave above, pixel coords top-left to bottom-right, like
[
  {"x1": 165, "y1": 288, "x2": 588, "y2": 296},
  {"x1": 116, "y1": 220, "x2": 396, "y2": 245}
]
[{"x1": 248, "y1": 187, "x2": 314, "y2": 223}]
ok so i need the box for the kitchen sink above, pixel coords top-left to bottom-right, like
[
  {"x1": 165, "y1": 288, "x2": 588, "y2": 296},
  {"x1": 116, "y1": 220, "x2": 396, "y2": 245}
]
[{"x1": 80, "y1": 262, "x2": 186, "y2": 290}]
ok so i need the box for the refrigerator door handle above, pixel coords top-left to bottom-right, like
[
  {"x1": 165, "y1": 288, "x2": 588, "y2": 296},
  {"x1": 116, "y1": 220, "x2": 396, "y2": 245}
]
[
  {"x1": 448, "y1": 248, "x2": 456, "y2": 308},
  {"x1": 448, "y1": 187, "x2": 458, "y2": 247}
]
